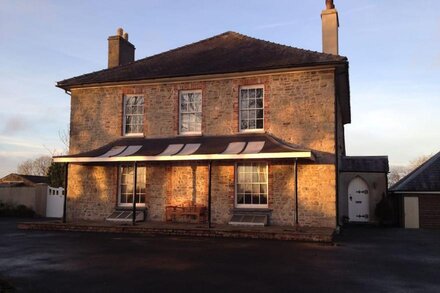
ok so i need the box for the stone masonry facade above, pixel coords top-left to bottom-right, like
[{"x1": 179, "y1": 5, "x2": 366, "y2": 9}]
[{"x1": 67, "y1": 69, "x2": 339, "y2": 228}]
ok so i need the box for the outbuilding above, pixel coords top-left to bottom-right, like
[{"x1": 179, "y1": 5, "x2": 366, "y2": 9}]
[
  {"x1": 390, "y1": 151, "x2": 440, "y2": 229},
  {"x1": 338, "y1": 156, "x2": 389, "y2": 224}
]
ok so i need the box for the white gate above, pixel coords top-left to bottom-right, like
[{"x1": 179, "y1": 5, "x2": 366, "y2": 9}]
[
  {"x1": 46, "y1": 187, "x2": 64, "y2": 218},
  {"x1": 348, "y1": 177, "x2": 369, "y2": 222}
]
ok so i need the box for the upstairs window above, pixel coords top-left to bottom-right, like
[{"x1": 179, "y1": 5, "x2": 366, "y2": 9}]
[
  {"x1": 123, "y1": 95, "x2": 144, "y2": 135},
  {"x1": 239, "y1": 86, "x2": 264, "y2": 131},
  {"x1": 180, "y1": 90, "x2": 202, "y2": 134}
]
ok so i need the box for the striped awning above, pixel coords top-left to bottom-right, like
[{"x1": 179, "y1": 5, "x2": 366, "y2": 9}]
[{"x1": 53, "y1": 133, "x2": 314, "y2": 163}]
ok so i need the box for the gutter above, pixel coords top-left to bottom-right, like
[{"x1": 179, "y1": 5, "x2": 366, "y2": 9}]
[{"x1": 56, "y1": 62, "x2": 347, "y2": 91}]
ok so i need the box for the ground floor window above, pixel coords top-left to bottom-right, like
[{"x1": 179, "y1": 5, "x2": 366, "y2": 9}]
[
  {"x1": 236, "y1": 162, "x2": 268, "y2": 208},
  {"x1": 119, "y1": 165, "x2": 146, "y2": 206}
]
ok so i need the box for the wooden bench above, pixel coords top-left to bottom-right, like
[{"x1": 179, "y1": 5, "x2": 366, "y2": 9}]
[{"x1": 166, "y1": 204, "x2": 207, "y2": 223}]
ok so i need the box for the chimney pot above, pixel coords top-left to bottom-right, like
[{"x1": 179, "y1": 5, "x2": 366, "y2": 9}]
[
  {"x1": 326, "y1": 0, "x2": 335, "y2": 9},
  {"x1": 117, "y1": 27, "x2": 123, "y2": 36},
  {"x1": 321, "y1": 0, "x2": 339, "y2": 55},
  {"x1": 123, "y1": 32, "x2": 129, "y2": 41}
]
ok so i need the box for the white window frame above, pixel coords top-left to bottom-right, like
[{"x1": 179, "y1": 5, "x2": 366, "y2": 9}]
[
  {"x1": 123, "y1": 94, "x2": 144, "y2": 136},
  {"x1": 235, "y1": 162, "x2": 269, "y2": 209},
  {"x1": 118, "y1": 165, "x2": 146, "y2": 207},
  {"x1": 179, "y1": 90, "x2": 202, "y2": 135},
  {"x1": 239, "y1": 85, "x2": 264, "y2": 133}
]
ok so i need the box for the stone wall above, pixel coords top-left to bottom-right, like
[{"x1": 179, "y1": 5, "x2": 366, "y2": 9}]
[
  {"x1": 298, "y1": 163, "x2": 336, "y2": 227},
  {"x1": 67, "y1": 164, "x2": 117, "y2": 221},
  {"x1": 67, "y1": 69, "x2": 337, "y2": 227}
]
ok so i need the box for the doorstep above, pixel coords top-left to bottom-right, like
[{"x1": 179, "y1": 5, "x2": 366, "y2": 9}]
[{"x1": 17, "y1": 220, "x2": 335, "y2": 243}]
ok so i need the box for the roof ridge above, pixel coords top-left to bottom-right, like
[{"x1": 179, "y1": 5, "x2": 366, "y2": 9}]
[{"x1": 390, "y1": 151, "x2": 440, "y2": 191}]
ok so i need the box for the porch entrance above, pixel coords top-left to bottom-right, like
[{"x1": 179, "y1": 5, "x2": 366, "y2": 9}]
[{"x1": 348, "y1": 177, "x2": 369, "y2": 222}]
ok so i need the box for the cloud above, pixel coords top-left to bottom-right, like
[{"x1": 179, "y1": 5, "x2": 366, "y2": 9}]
[
  {"x1": 0, "y1": 135, "x2": 46, "y2": 150},
  {"x1": 1, "y1": 116, "x2": 31, "y2": 135}
]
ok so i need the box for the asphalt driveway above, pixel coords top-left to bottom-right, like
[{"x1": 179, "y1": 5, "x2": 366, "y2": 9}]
[{"x1": 0, "y1": 218, "x2": 439, "y2": 293}]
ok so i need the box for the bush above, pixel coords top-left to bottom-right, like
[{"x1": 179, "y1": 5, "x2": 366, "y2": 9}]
[
  {"x1": 375, "y1": 194, "x2": 394, "y2": 226},
  {"x1": 0, "y1": 201, "x2": 35, "y2": 217}
]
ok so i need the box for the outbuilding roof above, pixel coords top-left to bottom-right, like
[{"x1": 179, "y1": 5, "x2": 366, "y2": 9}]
[
  {"x1": 340, "y1": 156, "x2": 389, "y2": 173},
  {"x1": 0, "y1": 173, "x2": 49, "y2": 187},
  {"x1": 390, "y1": 151, "x2": 440, "y2": 192},
  {"x1": 57, "y1": 31, "x2": 347, "y2": 90},
  {"x1": 53, "y1": 133, "x2": 314, "y2": 163}
]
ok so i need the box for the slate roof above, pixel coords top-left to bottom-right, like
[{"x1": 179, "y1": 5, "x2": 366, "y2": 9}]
[
  {"x1": 340, "y1": 156, "x2": 389, "y2": 173},
  {"x1": 391, "y1": 152, "x2": 440, "y2": 192},
  {"x1": 57, "y1": 31, "x2": 347, "y2": 90}
]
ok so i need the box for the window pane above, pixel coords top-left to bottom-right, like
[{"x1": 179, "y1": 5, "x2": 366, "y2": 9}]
[
  {"x1": 256, "y1": 119, "x2": 264, "y2": 129},
  {"x1": 260, "y1": 194, "x2": 268, "y2": 204},
  {"x1": 256, "y1": 98, "x2": 263, "y2": 108},
  {"x1": 241, "y1": 98, "x2": 249, "y2": 109},
  {"x1": 237, "y1": 194, "x2": 244, "y2": 204},
  {"x1": 245, "y1": 194, "x2": 252, "y2": 204},
  {"x1": 256, "y1": 109, "x2": 263, "y2": 119},
  {"x1": 249, "y1": 98, "x2": 255, "y2": 108},
  {"x1": 249, "y1": 89, "x2": 256, "y2": 99},
  {"x1": 188, "y1": 102, "x2": 195, "y2": 112},
  {"x1": 252, "y1": 184, "x2": 260, "y2": 194},
  {"x1": 256, "y1": 88, "x2": 263, "y2": 98},
  {"x1": 194, "y1": 92, "x2": 201, "y2": 103},
  {"x1": 241, "y1": 89, "x2": 248, "y2": 100},
  {"x1": 241, "y1": 120, "x2": 248, "y2": 130},
  {"x1": 252, "y1": 194, "x2": 260, "y2": 205},
  {"x1": 245, "y1": 184, "x2": 252, "y2": 194}
]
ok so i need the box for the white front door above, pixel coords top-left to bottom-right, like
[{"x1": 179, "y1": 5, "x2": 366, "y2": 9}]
[
  {"x1": 404, "y1": 197, "x2": 419, "y2": 229},
  {"x1": 348, "y1": 177, "x2": 369, "y2": 222}
]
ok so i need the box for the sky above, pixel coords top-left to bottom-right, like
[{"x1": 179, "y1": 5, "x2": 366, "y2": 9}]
[{"x1": 0, "y1": 0, "x2": 439, "y2": 177}]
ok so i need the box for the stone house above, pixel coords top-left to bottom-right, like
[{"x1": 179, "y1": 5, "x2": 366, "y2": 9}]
[{"x1": 54, "y1": 1, "x2": 386, "y2": 229}]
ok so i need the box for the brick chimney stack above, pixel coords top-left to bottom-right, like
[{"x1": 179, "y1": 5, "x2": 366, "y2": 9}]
[
  {"x1": 108, "y1": 27, "x2": 135, "y2": 68},
  {"x1": 321, "y1": 0, "x2": 339, "y2": 55}
]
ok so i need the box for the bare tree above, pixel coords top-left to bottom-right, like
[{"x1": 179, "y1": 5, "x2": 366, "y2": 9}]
[
  {"x1": 389, "y1": 154, "x2": 432, "y2": 187},
  {"x1": 17, "y1": 156, "x2": 52, "y2": 176},
  {"x1": 58, "y1": 125, "x2": 70, "y2": 154}
]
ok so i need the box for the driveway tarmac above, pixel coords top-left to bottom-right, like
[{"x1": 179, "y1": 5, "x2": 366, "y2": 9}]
[{"x1": 0, "y1": 218, "x2": 439, "y2": 292}]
